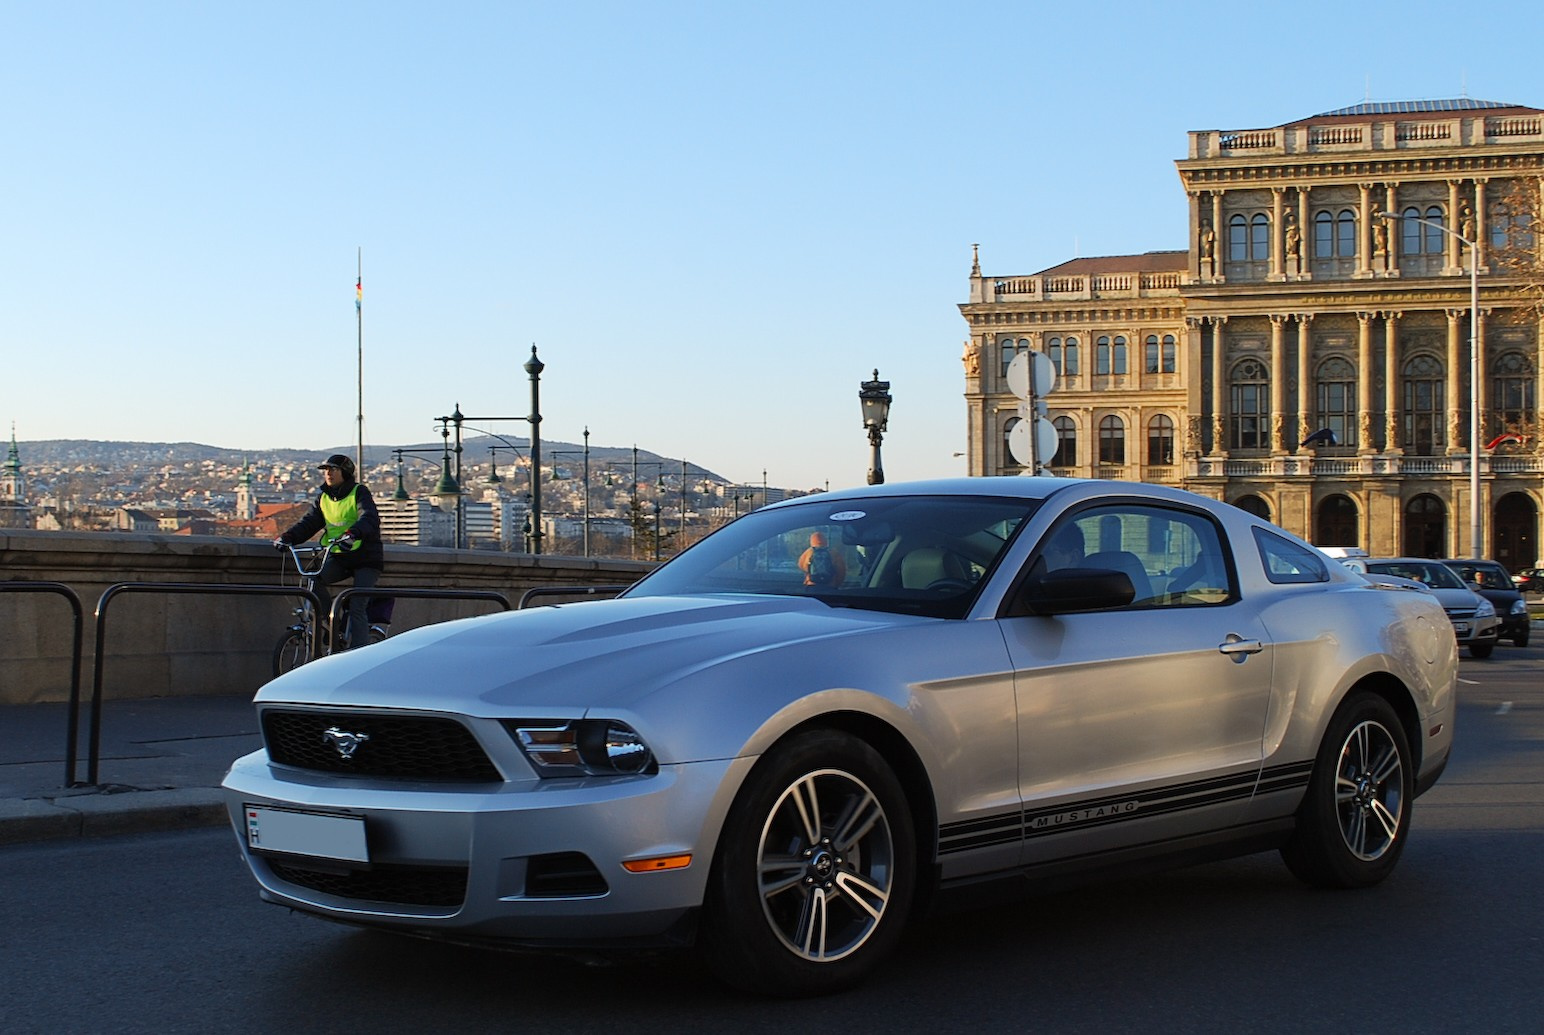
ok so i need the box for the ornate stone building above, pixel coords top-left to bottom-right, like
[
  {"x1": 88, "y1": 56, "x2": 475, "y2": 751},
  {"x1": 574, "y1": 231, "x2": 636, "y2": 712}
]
[{"x1": 961, "y1": 99, "x2": 1544, "y2": 569}]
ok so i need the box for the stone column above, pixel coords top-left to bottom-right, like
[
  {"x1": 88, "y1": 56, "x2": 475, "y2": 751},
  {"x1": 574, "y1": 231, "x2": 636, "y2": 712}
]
[
  {"x1": 1296, "y1": 315, "x2": 1313, "y2": 450},
  {"x1": 1188, "y1": 191, "x2": 1202, "y2": 280},
  {"x1": 1297, "y1": 186, "x2": 1312, "y2": 279},
  {"x1": 1446, "y1": 180, "x2": 1463, "y2": 274},
  {"x1": 1445, "y1": 310, "x2": 1464, "y2": 454},
  {"x1": 1211, "y1": 192, "x2": 1225, "y2": 283},
  {"x1": 1270, "y1": 315, "x2": 1289, "y2": 454},
  {"x1": 1357, "y1": 183, "x2": 1374, "y2": 277},
  {"x1": 1384, "y1": 185, "x2": 1399, "y2": 276},
  {"x1": 1269, "y1": 187, "x2": 1286, "y2": 281},
  {"x1": 1475, "y1": 179, "x2": 1489, "y2": 272},
  {"x1": 1358, "y1": 313, "x2": 1375, "y2": 453},
  {"x1": 1211, "y1": 317, "x2": 1228, "y2": 455},
  {"x1": 1185, "y1": 317, "x2": 1206, "y2": 459},
  {"x1": 1384, "y1": 312, "x2": 1402, "y2": 452}
]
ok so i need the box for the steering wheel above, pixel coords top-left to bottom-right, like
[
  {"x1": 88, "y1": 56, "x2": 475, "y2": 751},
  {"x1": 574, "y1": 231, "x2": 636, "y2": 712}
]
[{"x1": 924, "y1": 578, "x2": 975, "y2": 594}]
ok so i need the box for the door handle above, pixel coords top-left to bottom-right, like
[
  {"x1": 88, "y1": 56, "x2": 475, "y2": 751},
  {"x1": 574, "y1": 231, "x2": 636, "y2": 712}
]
[{"x1": 1218, "y1": 635, "x2": 1264, "y2": 660}]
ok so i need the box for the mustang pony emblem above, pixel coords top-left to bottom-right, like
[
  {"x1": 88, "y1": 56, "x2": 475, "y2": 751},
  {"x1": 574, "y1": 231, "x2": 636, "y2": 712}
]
[{"x1": 321, "y1": 726, "x2": 371, "y2": 760}]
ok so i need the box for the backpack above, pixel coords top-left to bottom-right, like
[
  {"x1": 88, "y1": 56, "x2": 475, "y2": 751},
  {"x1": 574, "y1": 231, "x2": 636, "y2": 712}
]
[{"x1": 807, "y1": 546, "x2": 836, "y2": 584}]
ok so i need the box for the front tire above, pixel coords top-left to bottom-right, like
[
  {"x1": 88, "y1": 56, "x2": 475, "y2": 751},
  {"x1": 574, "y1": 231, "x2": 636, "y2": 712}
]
[
  {"x1": 1469, "y1": 642, "x2": 1495, "y2": 659},
  {"x1": 272, "y1": 629, "x2": 309, "y2": 677},
  {"x1": 699, "y1": 730, "x2": 916, "y2": 997},
  {"x1": 1282, "y1": 692, "x2": 1412, "y2": 889}
]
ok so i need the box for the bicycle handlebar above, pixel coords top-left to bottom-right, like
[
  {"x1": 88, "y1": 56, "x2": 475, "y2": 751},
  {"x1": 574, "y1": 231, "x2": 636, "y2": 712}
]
[{"x1": 283, "y1": 542, "x2": 334, "y2": 578}]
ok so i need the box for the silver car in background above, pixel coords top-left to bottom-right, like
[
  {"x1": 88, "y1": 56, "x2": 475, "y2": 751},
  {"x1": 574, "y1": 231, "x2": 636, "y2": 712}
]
[
  {"x1": 1344, "y1": 557, "x2": 1502, "y2": 658},
  {"x1": 223, "y1": 478, "x2": 1457, "y2": 996}
]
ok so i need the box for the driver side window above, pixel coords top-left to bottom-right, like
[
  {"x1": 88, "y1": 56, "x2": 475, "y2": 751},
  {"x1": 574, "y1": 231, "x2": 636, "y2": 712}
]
[{"x1": 1033, "y1": 504, "x2": 1233, "y2": 608}]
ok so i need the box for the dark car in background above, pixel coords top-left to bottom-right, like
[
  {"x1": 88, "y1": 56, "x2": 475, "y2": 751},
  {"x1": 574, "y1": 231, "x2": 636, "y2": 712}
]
[
  {"x1": 1513, "y1": 568, "x2": 1544, "y2": 594},
  {"x1": 1443, "y1": 559, "x2": 1531, "y2": 647}
]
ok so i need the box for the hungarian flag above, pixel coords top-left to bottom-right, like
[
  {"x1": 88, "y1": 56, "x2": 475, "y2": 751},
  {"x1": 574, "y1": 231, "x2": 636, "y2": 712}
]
[
  {"x1": 355, "y1": 278, "x2": 362, "y2": 312},
  {"x1": 1486, "y1": 432, "x2": 1524, "y2": 450}
]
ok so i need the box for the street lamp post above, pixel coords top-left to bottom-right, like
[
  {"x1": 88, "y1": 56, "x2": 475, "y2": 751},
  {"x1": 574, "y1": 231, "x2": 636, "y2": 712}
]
[
  {"x1": 1378, "y1": 212, "x2": 1482, "y2": 556},
  {"x1": 437, "y1": 344, "x2": 546, "y2": 553},
  {"x1": 859, "y1": 369, "x2": 893, "y2": 485}
]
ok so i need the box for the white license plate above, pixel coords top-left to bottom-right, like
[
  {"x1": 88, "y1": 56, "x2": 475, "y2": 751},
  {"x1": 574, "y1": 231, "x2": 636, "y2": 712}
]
[
  {"x1": 1453, "y1": 622, "x2": 1470, "y2": 636},
  {"x1": 245, "y1": 805, "x2": 368, "y2": 863}
]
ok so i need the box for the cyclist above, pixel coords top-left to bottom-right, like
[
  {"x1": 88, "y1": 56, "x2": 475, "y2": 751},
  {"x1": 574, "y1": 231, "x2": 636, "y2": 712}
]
[{"x1": 273, "y1": 453, "x2": 384, "y2": 650}]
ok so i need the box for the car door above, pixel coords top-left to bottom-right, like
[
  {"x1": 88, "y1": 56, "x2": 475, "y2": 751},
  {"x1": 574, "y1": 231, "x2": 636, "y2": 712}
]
[{"x1": 998, "y1": 502, "x2": 1274, "y2": 868}]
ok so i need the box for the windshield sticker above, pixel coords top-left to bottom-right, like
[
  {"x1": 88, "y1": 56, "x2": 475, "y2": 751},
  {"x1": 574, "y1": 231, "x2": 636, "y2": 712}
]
[{"x1": 828, "y1": 511, "x2": 867, "y2": 521}]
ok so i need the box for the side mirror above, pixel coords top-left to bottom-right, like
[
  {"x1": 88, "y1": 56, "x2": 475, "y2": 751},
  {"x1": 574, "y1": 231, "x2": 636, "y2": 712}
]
[{"x1": 1010, "y1": 567, "x2": 1136, "y2": 616}]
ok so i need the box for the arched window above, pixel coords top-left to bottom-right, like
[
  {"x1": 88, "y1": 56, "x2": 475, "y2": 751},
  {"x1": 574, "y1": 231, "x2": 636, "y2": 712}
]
[
  {"x1": 1401, "y1": 205, "x2": 1446, "y2": 254},
  {"x1": 1229, "y1": 358, "x2": 1269, "y2": 450},
  {"x1": 1098, "y1": 414, "x2": 1125, "y2": 465},
  {"x1": 1062, "y1": 336, "x2": 1080, "y2": 375},
  {"x1": 1250, "y1": 213, "x2": 1270, "y2": 260},
  {"x1": 1314, "y1": 210, "x2": 1333, "y2": 258},
  {"x1": 1161, "y1": 334, "x2": 1176, "y2": 373},
  {"x1": 1052, "y1": 416, "x2": 1076, "y2": 468},
  {"x1": 1402, "y1": 354, "x2": 1445, "y2": 455},
  {"x1": 1233, "y1": 495, "x2": 1271, "y2": 520},
  {"x1": 1096, "y1": 336, "x2": 1112, "y2": 375},
  {"x1": 1046, "y1": 337, "x2": 1062, "y2": 374},
  {"x1": 1315, "y1": 356, "x2": 1357, "y2": 448},
  {"x1": 1313, "y1": 209, "x2": 1358, "y2": 258},
  {"x1": 1146, "y1": 414, "x2": 1175, "y2": 466},
  {"x1": 1228, "y1": 214, "x2": 1249, "y2": 261},
  {"x1": 1315, "y1": 494, "x2": 1359, "y2": 547},
  {"x1": 1112, "y1": 335, "x2": 1128, "y2": 375},
  {"x1": 1403, "y1": 494, "x2": 1447, "y2": 558},
  {"x1": 999, "y1": 337, "x2": 1029, "y2": 377},
  {"x1": 1144, "y1": 335, "x2": 1160, "y2": 374},
  {"x1": 1003, "y1": 417, "x2": 1024, "y2": 470},
  {"x1": 1336, "y1": 209, "x2": 1356, "y2": 257},
  {"x1": 1491, "y1": 351, "x2": 1535, "y2": 427}
]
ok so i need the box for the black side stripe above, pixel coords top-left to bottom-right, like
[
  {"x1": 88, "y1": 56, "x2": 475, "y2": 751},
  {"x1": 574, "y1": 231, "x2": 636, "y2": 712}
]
[{"x1": 937, "y1": 762, "x2": 1314, "y2": 856}]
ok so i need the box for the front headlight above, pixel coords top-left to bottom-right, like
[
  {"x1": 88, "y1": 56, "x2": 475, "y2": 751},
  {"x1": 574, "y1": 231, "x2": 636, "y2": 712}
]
[
  {"x1": 1473, "y1": 598, "x2": 1496, "y2": 618},
  {"x1": 505, "y1": 719, "x2": 657, "y2": 778},
  {"x1": 1510, "y1": 599, "x2": 1529, "y2": 616}
]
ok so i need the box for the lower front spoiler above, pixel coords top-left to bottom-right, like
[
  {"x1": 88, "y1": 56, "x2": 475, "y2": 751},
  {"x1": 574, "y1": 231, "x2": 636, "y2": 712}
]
[{"x1": 258, "y1": 885, "x2": 702, "y2": 952}]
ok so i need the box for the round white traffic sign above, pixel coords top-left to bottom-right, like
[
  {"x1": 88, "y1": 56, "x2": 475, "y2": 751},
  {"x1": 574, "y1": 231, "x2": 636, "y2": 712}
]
[
  {"x1": 1008, "y1": 416, "x2": 1058, "y2": 468},
  {"x1": 1005, "y1": 350, "x2": 1056, "y2": 401}
]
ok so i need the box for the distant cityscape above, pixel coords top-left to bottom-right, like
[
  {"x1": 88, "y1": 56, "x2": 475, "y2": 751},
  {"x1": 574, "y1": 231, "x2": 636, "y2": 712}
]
[{"x1": 0, "y1": 433, "x2": 812, "y2": 558}]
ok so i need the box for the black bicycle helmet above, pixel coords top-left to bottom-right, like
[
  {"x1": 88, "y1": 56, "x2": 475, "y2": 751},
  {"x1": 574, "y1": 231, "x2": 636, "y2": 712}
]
[{"x1": 318, "y1": 453, "x2": 356, "y2": 481}]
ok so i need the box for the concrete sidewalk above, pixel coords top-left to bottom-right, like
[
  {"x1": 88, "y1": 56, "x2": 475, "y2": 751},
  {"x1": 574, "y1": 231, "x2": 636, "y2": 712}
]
[{"x1": 0, "y1": 694, "x2": 260, "y2": 845}]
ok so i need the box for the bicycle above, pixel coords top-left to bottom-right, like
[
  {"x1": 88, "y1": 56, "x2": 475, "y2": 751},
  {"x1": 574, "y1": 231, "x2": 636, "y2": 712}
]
[{"x1": 273, "y1": 542, "x2": 389, "y2": 676}]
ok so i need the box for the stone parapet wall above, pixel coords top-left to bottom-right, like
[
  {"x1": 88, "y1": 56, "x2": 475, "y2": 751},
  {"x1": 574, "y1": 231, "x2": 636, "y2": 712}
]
[{"x1": 0, "y1": 529, "x2": 654, "y2": 705}]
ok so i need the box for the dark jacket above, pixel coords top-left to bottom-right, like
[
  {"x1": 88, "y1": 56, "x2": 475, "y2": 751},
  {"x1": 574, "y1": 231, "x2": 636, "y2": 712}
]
[{"x1": 278, "y1": 480, "x2": 385, "y2": 570}]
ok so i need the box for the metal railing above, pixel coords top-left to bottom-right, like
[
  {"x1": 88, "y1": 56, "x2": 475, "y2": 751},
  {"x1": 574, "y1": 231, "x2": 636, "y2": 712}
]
[{"x1": 0, "y1": 582, "x2": 84, "y2": 786}]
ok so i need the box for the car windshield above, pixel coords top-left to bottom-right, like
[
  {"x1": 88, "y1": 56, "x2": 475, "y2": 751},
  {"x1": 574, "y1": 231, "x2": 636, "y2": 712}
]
[
  {"x1": 625, "y1": 494, "x2": 1041, "y2": 618},
  {"x1": 1447, "y1": 561, "x2": 1509, "y2": 589},
  {"x1": 1367, "y1": 560, "x2": 1468, "y2": 590}
]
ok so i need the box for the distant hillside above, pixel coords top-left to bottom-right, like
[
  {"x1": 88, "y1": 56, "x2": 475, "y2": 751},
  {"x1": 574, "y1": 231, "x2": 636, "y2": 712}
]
[{"x1": 17, "y1": 438, "x2": 726, "y2": 482}]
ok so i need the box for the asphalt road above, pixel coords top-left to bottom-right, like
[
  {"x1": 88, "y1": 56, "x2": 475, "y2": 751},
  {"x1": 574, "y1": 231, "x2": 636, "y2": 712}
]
[{"x1": 3, "y1": 652, "x2": 1541, "y2": 1034}]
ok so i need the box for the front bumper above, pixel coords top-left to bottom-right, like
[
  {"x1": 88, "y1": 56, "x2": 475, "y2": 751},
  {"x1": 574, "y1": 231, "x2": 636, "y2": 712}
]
[{"x1": 222, "y1": 748, "x2": 749, "y2": 947}]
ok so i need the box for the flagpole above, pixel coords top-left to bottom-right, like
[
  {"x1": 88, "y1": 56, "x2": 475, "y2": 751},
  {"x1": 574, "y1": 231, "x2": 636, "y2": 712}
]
[{"x1": 356, "y1": 248, "x2": 364, "y2": 475}]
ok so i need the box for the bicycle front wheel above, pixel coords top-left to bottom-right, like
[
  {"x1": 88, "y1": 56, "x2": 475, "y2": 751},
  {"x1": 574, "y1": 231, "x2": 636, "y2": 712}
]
[{"x1": 272, "y1": 629, "x2": 311, "y2": 677}]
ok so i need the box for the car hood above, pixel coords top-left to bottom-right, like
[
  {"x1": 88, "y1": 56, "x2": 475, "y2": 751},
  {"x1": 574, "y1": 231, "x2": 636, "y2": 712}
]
[{"x1": 255, "y1": 593, "x2": 923, "y2": 714}]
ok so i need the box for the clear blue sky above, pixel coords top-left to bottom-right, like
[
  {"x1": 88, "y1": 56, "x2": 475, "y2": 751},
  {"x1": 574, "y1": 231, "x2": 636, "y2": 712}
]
[{"x1": 2, "y1": 0, "x2": 1535, "y2": 489}]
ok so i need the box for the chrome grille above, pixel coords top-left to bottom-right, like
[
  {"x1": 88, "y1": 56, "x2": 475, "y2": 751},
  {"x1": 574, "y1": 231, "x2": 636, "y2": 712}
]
[{"x1": 261, "y1": 709, "x2": 501, "y2": 782}]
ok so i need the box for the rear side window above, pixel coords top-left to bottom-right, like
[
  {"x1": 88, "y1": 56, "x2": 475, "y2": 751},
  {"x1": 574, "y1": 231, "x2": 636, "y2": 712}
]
[{"x1": 1254, "y1": 528, "x2": 1329, "y2": 584}]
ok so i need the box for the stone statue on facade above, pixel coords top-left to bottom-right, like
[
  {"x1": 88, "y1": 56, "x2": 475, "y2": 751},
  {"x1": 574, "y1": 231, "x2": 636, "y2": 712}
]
[
  {"x1": 961, "y1": 339, "x2": 980, "y2": 378},
  {"x1": 1199, "y1": 220, "x2": 1216, "y2": 276}
]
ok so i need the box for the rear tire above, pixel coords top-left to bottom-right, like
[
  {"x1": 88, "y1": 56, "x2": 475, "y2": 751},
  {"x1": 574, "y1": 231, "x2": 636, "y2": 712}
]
[
  {"x1": 272, "y1": 629, "x2": 309, "y2": 677},
  {"x1": 698, "y1": 730, "x2": 916, "y2": 997},
  {"x1": 1282, "y1": 692, "x2": 1412, "y2": 889}
]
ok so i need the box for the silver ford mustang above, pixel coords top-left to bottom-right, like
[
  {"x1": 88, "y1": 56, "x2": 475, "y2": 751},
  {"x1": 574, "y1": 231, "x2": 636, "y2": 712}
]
[{"x1": 223, "y1": 478, "x2": 1457, "y2": 996}]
